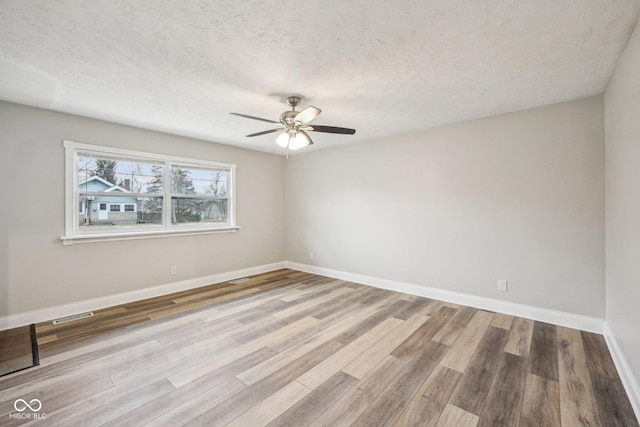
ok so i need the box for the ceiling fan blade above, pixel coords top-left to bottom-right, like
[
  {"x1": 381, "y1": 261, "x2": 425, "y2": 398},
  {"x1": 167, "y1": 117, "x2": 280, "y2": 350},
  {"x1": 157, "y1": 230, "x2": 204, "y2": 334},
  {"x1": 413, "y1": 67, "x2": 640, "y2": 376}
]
[
  {"x1": 230, "y1": 112, "x2": 279, "y2": 124},
  {"x1": 246, "y1": 128, "x2": 282, "y2": 137},
  {"x1": 294, "y1": 106, "x2": 321, "y2": 125},
  {"x1": 306, "y1": 125, "x2": 356, "y2": 135}
]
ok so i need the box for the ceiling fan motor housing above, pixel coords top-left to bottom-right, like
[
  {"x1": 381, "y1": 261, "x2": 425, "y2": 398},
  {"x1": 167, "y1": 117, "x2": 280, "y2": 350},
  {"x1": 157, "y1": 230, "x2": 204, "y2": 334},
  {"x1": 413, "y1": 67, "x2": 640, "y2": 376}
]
[{"x1": 280, "y1": 110, "x2": 298, "y2": 124}]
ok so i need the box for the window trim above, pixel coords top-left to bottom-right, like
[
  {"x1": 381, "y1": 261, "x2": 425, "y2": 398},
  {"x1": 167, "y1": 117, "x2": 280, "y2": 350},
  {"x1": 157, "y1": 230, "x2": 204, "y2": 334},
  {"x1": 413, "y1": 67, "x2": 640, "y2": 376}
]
[{"x1": 62, "y1": 140, "x2": 239, "y2": 245}]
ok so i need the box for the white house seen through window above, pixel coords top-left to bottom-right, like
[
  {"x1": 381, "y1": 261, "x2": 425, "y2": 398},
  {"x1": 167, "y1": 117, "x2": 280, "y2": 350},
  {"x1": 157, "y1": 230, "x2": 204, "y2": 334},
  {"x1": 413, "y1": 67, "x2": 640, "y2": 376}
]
[{"x1": 63, "y1": 140, "x2": 237, "y2": 244}]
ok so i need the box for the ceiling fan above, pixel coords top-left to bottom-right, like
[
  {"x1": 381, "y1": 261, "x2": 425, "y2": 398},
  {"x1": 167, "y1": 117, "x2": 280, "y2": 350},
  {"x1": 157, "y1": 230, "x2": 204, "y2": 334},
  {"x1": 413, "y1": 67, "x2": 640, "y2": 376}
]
[{"x1": 230, "y1": 96, "x2": 356, "y2": 150}]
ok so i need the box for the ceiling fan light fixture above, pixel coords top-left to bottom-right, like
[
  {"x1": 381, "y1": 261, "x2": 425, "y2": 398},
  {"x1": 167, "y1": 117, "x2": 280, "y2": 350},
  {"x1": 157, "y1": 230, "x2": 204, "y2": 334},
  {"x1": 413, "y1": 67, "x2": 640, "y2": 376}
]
[
  {"x1": 276, "y1": 131, "x2": 290, "y2": 148},
  {"x1": 288, "y1": 131, "x2": 311, "y2": 150},
  {"x1": 276, "y1": 130, "x2": 310, "y2": 150}
]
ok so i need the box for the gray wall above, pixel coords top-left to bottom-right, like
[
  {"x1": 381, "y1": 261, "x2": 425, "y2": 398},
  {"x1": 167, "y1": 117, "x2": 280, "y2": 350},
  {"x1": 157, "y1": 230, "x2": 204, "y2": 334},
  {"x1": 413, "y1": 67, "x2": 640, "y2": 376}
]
[
  {"x1": 0, "y1": 101, "x2": 285, "y2": 316},
  {"x1": 285, "y1": 96, "x2": 605, "y2": 318},
  {"x1": 0, "y1": 96, "x2": 609, "y2": 322},
  {"x1": 605, "y1": 19, "x2": 640, "y2": 390}
]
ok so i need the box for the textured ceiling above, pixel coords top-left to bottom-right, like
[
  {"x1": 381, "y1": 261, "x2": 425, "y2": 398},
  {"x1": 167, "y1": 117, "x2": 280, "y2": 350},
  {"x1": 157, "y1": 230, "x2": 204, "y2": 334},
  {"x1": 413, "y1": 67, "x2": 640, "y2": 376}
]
[{"x1": 1, "y1": 1, "x2": 639, "y2": 155}]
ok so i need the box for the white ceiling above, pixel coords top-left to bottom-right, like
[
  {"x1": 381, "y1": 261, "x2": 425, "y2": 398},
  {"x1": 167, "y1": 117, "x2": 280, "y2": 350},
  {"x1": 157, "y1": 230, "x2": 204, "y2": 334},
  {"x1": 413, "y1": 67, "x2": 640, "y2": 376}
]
[{"x1": 1, "y1": 1, "x2": 639, "y2": 155}]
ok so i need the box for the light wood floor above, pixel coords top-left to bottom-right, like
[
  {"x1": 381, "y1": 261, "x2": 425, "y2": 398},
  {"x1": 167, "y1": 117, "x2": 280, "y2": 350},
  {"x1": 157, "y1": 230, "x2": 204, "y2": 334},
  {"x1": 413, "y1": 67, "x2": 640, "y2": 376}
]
[{"x1": 0, "y1": 269, "x2": 637, "y2": 426}]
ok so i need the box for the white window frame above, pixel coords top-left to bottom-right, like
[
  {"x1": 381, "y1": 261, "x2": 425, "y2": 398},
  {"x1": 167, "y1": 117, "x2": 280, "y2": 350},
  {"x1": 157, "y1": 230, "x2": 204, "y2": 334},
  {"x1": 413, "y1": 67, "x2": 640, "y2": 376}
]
[{"x1": 61, "y1": 140, "x2": 239, "y2": 245}]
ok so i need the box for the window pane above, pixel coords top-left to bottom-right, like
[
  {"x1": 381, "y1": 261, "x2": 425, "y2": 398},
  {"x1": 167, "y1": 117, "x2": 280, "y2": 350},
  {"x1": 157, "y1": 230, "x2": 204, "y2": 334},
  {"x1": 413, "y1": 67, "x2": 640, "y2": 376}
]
[
  {"x1": 170, "y1": 165, "x2": 229, "y2": 197},
  {"x1": 78, "y1": 196, "x2": 162, "y2": 230},
  {"x1": 77, "y1": 153, "x2": 163, "y2": 194},
  {"x1": 171, "y1": 198, "x2": 228, "y2": 224},
  {"x1": 76, "y1": 154, "x2": 165, "y2": 232}
]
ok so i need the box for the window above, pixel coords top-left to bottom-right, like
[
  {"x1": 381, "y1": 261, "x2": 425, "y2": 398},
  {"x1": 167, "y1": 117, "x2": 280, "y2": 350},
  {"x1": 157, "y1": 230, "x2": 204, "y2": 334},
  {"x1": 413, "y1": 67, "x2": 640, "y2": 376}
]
[
  {"x1": 62, "y1": 140, "x2": 237, "y2": 245},
  {"x1": 170, "y1": 164, "x2": 230, "y2": 224}
]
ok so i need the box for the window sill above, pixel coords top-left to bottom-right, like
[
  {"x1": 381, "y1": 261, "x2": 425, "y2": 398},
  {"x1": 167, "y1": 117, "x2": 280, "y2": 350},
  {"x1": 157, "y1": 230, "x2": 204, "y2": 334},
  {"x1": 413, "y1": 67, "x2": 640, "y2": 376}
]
[{"x1": 60, "y1": 226, "x2": 241, "y2": 245}]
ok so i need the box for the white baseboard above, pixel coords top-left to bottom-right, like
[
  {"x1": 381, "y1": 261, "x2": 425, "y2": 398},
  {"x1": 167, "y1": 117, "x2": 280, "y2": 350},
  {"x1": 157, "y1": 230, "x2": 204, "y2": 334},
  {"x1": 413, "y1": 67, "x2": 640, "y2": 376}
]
[
  {"x1": 603, "y1": 322, "x2": 640, "y2": 421},
  {"x1": 2, "y1": 260, "x2": 604, "y2": 334},
  {"x1": 285, "y1": 261, "x2": 604, "y2": 333},
  {"x1": 0, "y1": 261, "x2": 286, "y2": 331}
]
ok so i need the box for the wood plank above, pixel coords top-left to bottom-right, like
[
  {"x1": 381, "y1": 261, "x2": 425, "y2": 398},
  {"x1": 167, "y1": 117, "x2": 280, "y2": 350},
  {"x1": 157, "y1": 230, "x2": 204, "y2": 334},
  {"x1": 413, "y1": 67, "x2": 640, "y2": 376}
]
[
  {"x1": 528, "y1": 321, "x2": 558, "y2": 381},
  {"x1": 297, "y1": 317, "x2": 403, "y2": 389},
  {"x1": 477, "y1": 352, "x2": 527, "y2": 427},
  {"x1": 199, "y1": 279, "x2": 336, "y2": 322},
  {"x1": 503, "y1": 317, "x2": 534, "y2": 357},
  {"x1": 237, "y1": 298, "x2": 394, "y2": 386},
  {"x1": 435, "y1": 404, "x2": 479, "y2": 427},
  {"x1": 490, "y1": 312, "x2": 514, "y2": 330},
  {"x1": 232, "y1": 299, "x2": 290, "y2": 324},
  {"x1": 279, "y1": 280, "x2": 342, "y2": 301},
  {"x1": 0, "y1": 339, "x2": 164, "y2": 405},
  {"x1": 439, "y1": 310, "x2": 494, "y2": 372},
  {"x1": 342, "y1": 313, "x2": 429, "y2": 379},
  {"x1": 140, "y1": 377, "x2": 247, "y2": 426},
  {"x1": 266, "y1": 297, "x2": 384, "y2": 355},
  {"x1": 449, "y1": 326, "x2": 509, "y2": 415},
  {"x1": 39, "y1": 379, "x2": 175, "y2": 427},
  {"x1": 36, "y1": 333, "x2": 58, "y2": 345},
  {"x1": 185, "y1": 339, "x2": 343, "y2": 426},
  {"x1": 310, "y1": 355, "x2": 408, "y2": 427},
  {"x1": 352, "y1": 340, "x2": 450, "y2": 426},
  {"x1": 432, "y1": 306, "x2": 477, "y2": 345},
  {"x1": 168, "y1": 315, "x2": 319, "y2": 388},
  {"x1": 393, "y1": 297, "x2": 434, "y2": 320},
  {"x1": 102, "y1": 347, "x2": 277, "y2": 427},
  {"x1": 0, "y1": 375, "x2": 115, "y2": 422},
  {"x1": 589, "y1": 372, "x2": 640, "y2": 427},
  {"x1": 394, "y1": 365, "x2": 462, "y2": 427},
  {"x1": 309, "y1": 286, "x2": 380, "y2": 320},
  {"x1": 333, "y1": 299, "x2": 409, "y2": 346},
  {"x1": 147, "y1": 288, "x2": 262, "y2": 319},
  {"x1": 226, "y1": 380, "x2": 312, "y2": 427},
  {"x1": 390, "y1": 306, "x2": 456, "y2": 361},
  {"x1": 420, "y1": 300, "x2": 444, "y2": 316},
  {"x1": 109, "y1": 337, "x2": 240, "y2": 386},
  {"x1": 581, "y1": 331, "x2": 621, "y2": 380},
  {"x1": 556, "y1": 325, "x2": 582, "y2": 343},
  {"x1": 272, "y1": 286, "x2": 354, "y2": 319},
  {"x1": 170, "y1": 276, "x2": 285, "y2": 304},
  {"x1": 519, "y1": 373, "x2": 561, "y2": 427},
  {"x1": 557, "y1": 334, "x2": 602, "y2": 427},
  {"x1": 268, "y1": 371, "x2": 358, "y2": 427}
]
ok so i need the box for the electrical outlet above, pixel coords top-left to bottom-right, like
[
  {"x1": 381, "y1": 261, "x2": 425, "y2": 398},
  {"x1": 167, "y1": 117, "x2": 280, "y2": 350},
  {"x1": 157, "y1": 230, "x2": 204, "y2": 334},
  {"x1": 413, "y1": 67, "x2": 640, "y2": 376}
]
[
  {"x1": 309, "y1": 252, "x2": 314, "y2": 260},
  {"x1": 170, "y1": 266, "x2": 177, "y2": 275},
  {"x1": 497, "y1": 280, "x2": 508, "y2": 292}
]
